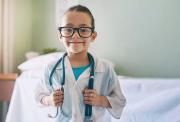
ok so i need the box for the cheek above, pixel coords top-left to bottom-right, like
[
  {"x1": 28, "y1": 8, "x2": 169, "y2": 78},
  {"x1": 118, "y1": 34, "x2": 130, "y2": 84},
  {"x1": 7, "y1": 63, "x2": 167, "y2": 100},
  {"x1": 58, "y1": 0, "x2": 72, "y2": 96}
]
[
  {"x1": 62, "y1": 38, "x2": 70, "y2": 45},
  {"x1": 85, "y1": 39, "x2": 91, "y2": 45}
]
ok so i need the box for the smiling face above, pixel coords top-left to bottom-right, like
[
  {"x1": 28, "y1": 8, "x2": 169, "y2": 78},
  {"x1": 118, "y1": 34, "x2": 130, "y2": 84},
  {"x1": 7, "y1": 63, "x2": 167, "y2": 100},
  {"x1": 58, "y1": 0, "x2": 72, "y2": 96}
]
[{"x1": 59, "y1": 11, "x2": 97, "y2": 55}]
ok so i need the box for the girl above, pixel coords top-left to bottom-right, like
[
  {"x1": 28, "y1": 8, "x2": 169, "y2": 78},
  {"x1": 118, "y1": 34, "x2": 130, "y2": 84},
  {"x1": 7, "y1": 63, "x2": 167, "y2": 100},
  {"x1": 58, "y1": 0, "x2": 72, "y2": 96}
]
[{"x1": 35, "y1": 5, "x2": 126, "y2": 122}]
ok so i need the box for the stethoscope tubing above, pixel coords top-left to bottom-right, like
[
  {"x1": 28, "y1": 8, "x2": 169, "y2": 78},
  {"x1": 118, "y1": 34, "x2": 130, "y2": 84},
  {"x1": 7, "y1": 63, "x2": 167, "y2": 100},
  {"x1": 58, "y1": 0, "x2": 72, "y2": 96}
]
[{"x1": 48, "y1": 52, "x2": 95, "y2": 119}]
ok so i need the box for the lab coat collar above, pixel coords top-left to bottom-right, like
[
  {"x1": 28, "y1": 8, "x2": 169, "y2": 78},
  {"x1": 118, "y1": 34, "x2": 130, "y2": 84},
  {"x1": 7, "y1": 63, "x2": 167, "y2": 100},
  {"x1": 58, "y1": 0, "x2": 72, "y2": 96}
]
[{"x1": 55, "y1": 53, "x2": 105, "y2": 73}]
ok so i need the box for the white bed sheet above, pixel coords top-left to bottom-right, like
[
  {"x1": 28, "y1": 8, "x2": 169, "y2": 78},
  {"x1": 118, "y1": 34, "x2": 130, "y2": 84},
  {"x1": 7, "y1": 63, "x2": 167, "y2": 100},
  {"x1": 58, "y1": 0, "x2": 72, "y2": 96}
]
[
  {"x1": 6, "y1": 70, "x2": 51, "y2": 122},
  {"x1": 112, "y1": 77, "x2": 180, "y2": 122},
  {"x1": 6, "y1": 71, "x2": 180, "y2": 122}
]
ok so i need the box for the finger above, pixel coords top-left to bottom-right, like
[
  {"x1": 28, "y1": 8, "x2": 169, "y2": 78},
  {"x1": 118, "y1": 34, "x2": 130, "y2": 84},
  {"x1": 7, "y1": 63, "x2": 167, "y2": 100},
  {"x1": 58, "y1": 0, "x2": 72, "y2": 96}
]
[
  {"x1": 53, "y1": 96, "x2": 64, "y2": 102},
  {"x1": 90, "y1": 93, "x2": 94, "y2": 97},
  {"x1": 54, "y1": 101, "x2": 63, "y2": 107},
  {"x1": 54, "y1": 88, "x2": 60, "y2": 92},
  {"x1": 84, "y1": 100, "x2": 93, "y2": 105},
  {"x1": 84, "y1": 89, "x2": 90, "y2": 94},
  {"x1": 82, "y1": 89, "x2": 85, "y2": 94},
  {"x1": 53, "y1": 97, "x2": 60, "y2": 102},
  {"x1": 84, "y1": 95, "x2": 93, "y2": 101},
  {"x1": 55, "y1": 102, "x2": 60, "y2": 107},
  {"x1": 53, "y1": 91, "x2": 60, "y2": 97},
  {"x1": 83, "y1": 93, "x2": 89, "y2": 97},
  {"x1": 53, "y1": 91, "x2": 64, "y2": 97},
  {"x1": 83, "y1": 87, "x2": 88, "y2": 94},
  {"x1": 84, "y1": 96, "x2": 90, "y2": 101},
  {"x1": 54, "y1": 93, "x2": 64, "y2": 98},
  {"x1": 53, "y1": 97, "x2": 63, "y2": 103},
  {"x1": 84, "y1": 93, "x2": 94, "y2": 98},
  {"x1": 88, "y1": 93, "x2": 94, "y2": 97},
  {"x1": 54, "y1": 95, "x2": 64, "y2": 100},
  {"x1": 54, "y1": 90, "x2": 64, "y2": 94},
  {"x1": 84, "y1": 89, "x2": 95, "y2": 94}
]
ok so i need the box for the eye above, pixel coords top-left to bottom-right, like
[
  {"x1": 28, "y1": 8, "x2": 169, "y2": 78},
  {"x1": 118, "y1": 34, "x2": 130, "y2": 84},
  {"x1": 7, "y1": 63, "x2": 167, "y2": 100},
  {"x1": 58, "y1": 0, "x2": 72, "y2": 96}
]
[
  {"x1": 79, "y1": 28, "x2": 91, "y2": 33},
  {"x1": 60, "y1": 27, "x2": 73, "y2": 37},
  {"x1": 64, "y1": 28, "x2": 73, "y2": 33}
]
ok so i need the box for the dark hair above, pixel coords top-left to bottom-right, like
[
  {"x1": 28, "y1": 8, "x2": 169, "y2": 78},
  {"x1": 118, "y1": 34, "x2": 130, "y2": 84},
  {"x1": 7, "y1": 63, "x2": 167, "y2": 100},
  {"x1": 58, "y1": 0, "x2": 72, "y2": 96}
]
[{"x1": 64, "y1": 5, "x2": 95, "y2": 29}]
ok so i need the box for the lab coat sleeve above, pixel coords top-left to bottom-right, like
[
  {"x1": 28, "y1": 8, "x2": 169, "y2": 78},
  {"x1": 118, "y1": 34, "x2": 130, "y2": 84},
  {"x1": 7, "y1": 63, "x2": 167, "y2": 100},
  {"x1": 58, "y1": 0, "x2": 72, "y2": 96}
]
[
  {"x1": 34, "y1": 65, "x2": 52, "y2": 107},
  {"x1": 106, "y1": 68, "x2": 126, "y2": 119}
]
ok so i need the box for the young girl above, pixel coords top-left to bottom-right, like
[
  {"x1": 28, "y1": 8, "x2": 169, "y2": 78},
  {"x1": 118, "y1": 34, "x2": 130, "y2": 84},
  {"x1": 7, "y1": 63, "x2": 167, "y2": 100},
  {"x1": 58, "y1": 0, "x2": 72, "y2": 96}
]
[{"x1": 35, "y1": 5, "x2": 126, "y2": 122}]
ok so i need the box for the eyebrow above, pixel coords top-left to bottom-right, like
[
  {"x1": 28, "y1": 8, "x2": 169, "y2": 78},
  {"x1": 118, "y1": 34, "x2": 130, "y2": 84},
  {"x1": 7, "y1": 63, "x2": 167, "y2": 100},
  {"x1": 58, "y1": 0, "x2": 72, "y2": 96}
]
[
  {"x1": 63, "y1": 23, "x2": 90, "y2": 27},
  {"x1": 79, "y1": 24, "x2": 90, "y2": 27},
  {"x1": 64, "y1": 23, "x2": 73, "y2": 27}
]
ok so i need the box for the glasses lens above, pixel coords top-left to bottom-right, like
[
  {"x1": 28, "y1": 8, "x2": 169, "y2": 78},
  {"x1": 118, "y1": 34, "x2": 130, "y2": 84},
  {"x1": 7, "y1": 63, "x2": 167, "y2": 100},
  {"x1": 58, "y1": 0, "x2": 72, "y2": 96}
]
[
  {"x1": 79, "y1": 27, "x2": 92, "y2": 38},
  {"x1": 61, "y1": 27, "x2": 73, "y2": 37},
  {"x1": 59, "y1": 27, "x2": 93, "y2": 38}
]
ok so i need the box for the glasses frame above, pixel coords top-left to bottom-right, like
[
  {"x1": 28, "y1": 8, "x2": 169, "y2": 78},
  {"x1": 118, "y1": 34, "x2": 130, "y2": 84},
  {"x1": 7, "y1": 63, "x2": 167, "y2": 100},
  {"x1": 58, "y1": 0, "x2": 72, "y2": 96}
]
[{"x1": 58, "y1": 27, "x2": 95, "y2": 38}]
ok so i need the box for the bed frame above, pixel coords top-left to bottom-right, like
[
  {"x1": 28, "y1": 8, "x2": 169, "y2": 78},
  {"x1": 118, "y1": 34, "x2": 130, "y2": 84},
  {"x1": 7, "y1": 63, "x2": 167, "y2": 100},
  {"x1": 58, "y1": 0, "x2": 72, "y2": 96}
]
[{"x1": 0, "y1": 73, "x2": 18, "y2": 102}]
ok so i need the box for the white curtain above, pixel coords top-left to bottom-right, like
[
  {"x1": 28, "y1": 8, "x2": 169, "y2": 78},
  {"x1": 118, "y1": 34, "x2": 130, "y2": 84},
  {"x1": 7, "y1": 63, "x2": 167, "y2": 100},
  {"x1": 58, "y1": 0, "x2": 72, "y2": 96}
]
[
  {"x1": 0, "y1": 0, "x2": 14, "y2": 121},
  {"x1": 0, "y1": 0, "x2": 14, "y2": 73}
]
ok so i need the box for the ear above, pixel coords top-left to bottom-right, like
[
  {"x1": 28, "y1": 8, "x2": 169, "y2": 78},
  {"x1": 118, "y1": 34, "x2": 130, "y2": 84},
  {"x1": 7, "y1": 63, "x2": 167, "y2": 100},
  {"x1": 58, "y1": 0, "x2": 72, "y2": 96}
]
[
  {"x1": 90, "y1": 31, "x2": 97, "y2": 42},
  {"x1": 57, "y1": 32, "x2": 63, "y2": 42}
]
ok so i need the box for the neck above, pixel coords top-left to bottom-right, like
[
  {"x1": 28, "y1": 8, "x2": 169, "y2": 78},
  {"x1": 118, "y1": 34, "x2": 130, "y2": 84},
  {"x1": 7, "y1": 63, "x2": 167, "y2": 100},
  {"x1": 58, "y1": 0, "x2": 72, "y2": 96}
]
[{"x1": 67, "y1": 51, "x2": 89, "y2": 67}]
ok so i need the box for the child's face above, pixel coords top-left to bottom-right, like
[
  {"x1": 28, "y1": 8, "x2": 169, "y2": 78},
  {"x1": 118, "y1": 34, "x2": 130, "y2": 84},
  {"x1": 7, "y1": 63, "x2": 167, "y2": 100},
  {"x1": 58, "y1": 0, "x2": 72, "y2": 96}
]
[{"x1": 59, "y1": 11, "x2": 97, "y2": 54}]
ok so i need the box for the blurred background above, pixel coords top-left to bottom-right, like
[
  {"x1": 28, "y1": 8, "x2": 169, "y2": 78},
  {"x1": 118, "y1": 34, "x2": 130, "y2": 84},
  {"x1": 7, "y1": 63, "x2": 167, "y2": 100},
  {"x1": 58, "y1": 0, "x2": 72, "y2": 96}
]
[{"x1": 1, "y1": 0, "x2": 180, "y2": 77}]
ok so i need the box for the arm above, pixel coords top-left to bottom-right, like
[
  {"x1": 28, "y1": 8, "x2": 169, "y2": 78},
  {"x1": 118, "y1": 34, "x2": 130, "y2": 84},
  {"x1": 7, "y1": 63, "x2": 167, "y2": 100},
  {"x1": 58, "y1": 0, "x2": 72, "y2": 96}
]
[{"x1": 105, "y1": 70, "x2": 126, "y2": 119}]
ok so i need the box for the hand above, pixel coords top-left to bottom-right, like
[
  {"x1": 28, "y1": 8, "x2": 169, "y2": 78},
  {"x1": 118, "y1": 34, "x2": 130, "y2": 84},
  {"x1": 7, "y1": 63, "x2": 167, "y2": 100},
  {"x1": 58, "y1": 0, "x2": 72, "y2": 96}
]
[
  {"x1": 42, "y1": 89, "x2": 64, "y2": 107},
  {"x1": 83, "y1": 88, "x2": 111, "y2": 108},
  {"x1": 82, "y1": 88, "x2": 102, "y2": 107}
]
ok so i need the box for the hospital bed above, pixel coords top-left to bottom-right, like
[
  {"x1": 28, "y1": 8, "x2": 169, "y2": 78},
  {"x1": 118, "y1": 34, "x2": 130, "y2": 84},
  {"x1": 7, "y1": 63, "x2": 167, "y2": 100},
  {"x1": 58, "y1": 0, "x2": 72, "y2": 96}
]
[
  {"x1": 6, "y1": 52, "x2": 180, "y2": 122},
  {"x1": 0, "y1": 73, "x2": 18, "y2": 122}
]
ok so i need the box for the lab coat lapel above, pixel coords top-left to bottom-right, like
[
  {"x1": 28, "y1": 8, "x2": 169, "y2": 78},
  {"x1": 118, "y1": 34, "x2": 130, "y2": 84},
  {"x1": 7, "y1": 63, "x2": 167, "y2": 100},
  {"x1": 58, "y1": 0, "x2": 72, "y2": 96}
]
[
  {"x1": 77, "y1": 54, "x2": 106, "y2": 82},
  {"x1": 93, "y1": 55, "x2": 105, "y2": 73},
  {"x1": 64, "y1": 56, "x2": 76, "y2": 83},
  {"x1": 55, "y1": 56, "x2": 76, "y2": 84},
  {"x1": 77, "y1": 67, "x2": 90, "y2": 80}
]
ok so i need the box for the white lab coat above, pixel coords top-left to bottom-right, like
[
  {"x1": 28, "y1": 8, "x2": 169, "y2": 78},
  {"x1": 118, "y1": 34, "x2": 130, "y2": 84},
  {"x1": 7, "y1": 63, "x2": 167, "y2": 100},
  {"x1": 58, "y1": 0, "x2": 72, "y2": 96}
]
[{"x1": 34, "y1": 54, "x2": 126, "y2": 122}]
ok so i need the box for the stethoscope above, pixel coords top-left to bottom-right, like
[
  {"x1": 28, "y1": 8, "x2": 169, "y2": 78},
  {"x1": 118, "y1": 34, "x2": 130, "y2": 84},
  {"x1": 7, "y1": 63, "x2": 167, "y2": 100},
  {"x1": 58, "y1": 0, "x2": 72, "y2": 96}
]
[{"x1": 48, "y1": 52, "x2": 95, "y2": 120}]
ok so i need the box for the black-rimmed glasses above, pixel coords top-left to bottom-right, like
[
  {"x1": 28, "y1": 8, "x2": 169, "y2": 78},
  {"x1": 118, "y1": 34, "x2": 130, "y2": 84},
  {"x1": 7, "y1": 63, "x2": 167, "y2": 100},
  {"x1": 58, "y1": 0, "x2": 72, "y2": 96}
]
[{"x1": 58, "y1": 27, "x2": 94, "y2": 38}]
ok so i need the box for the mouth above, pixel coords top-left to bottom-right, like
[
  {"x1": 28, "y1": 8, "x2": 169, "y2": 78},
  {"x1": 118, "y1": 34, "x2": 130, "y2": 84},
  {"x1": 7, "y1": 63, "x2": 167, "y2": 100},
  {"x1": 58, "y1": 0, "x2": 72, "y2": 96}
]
[{"x1": 68, "y1": 42, "x2": 85, "y2": 43}]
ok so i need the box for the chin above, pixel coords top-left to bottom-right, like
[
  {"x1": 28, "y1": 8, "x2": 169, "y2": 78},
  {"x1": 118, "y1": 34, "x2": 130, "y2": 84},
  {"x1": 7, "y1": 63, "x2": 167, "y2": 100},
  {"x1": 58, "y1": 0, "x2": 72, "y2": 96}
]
[{"x1": 68, "y1": 50, "x2": 86, "y2": 54}]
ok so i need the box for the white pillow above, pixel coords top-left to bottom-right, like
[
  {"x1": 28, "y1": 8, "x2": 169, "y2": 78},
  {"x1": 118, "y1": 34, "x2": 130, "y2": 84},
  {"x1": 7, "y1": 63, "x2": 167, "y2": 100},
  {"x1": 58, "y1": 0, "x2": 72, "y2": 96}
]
[
  {"x1": 18, "y1": 52, "x2": 115, "y2": 71},
  {"x1": 18, "y1": 52, "x2": 64, "y2": 71}
]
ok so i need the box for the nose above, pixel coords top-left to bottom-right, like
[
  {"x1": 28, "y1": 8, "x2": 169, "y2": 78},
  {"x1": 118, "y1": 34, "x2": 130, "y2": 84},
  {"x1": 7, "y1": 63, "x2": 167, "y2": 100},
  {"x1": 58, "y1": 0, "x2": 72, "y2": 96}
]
[{"x1": 72, "y1": 29, "x2": 80, "y2": 39}]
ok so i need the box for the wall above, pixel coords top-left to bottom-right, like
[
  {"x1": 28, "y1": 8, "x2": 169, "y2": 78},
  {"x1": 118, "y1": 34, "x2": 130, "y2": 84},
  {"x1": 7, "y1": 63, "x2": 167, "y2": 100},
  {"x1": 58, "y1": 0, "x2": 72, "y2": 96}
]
[
  {"x1": 79, "y1": 0, "x2": 180, "y2": 77},
  {"x1": 13, "y1": 0, "x2": 32, "y2": 71},
  {"x1": 14, "y1": 0, "x2": 60, "y2": 71},
  {"x1": 31, "y1": 0, "x2": 60, "y2": 52},
  {"x1": 14, "y1": 0, "x2": 180, "y2": 77}
]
